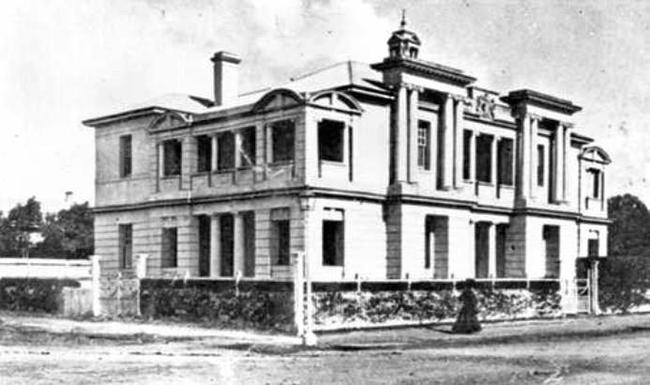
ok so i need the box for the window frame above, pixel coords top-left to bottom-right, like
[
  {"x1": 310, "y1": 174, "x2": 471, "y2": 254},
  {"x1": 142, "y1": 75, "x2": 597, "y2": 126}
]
[
  {"x1": 161, "y1": 227, "x2": 178, "y2": 268},
  {"x1": 196, "y1": 135, "x2": 212, "y2": 173},
  {"x1": 475, "y1": 133, "x2": 493, "y2": 184},
  {"x1": 537, "y1": 144, "x2": 545, "y2": 187},
  {"x1": 162, "y1": 139, "x2": 182, "y2": 177},
  {"x1": 497, "y1": 137, "x2": 514, "y2": 186},
  {"x1": 119, "y1": 135, "x2": 132, "y2": 178},
  {"x1": 322, "y1": 219, "x2": 345, "y2": 267},
  {"x1": 239, "y1": 126, "x2": 257, "y2": 169},
  {"x1": 271, "y1": 120, "x2": 295, "y2": 163},
  {"x1": 417, "y1": 120, "x2": 431, "y2": 170},
  {"x1": 318, "y1": 119, "x2": 346, "y2": 163},
  {"x1": 272, "y1": 219, "x2": 291, "y2": 266},
  {"x1": 118, "y1": 224, "x2": 133, "y2": 270}
]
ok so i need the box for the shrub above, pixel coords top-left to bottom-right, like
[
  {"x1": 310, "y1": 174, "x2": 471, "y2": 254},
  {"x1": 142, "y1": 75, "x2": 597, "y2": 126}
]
[
  {"x1": 0, "y1": 278, "x2": 80, "y2": 313},
  {"x1": 599, "y1": 256, "x2": 650, "y2": 313}
]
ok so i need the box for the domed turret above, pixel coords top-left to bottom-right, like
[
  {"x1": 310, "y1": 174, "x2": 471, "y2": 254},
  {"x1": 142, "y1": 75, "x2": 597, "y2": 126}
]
[{"x1": 387, "y1": 10, "x2": 421, "y2": 60}]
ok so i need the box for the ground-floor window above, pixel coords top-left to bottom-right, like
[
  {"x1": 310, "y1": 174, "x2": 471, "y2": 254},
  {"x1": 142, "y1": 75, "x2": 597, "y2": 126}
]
[
  {"x1": 424, "y1": 215, "x2": 449, "y2": 279},
  {"x1": 322, "y1": 222, "x2": 344, "y2": 266},
  {"x1": 161, "y1": 227, "x2": 178, "y2": 268},
  {"x1": 271, "y1": 208, "x2": 291, "y2": 265},
  {"x1": 543, "y1": 225, "x2": 560, "y2": 278},
  {"x1": 242, "y1": 211, "x2": 256, "y2": 277},
  {"x1": 118, "y1": 224, "x2": 132, "y2": 269}
]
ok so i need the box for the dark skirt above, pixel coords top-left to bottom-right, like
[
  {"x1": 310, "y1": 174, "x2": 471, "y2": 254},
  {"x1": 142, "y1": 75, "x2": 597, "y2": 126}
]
[{"x1": 452, "y1": 306, "x2": 482, "y2": 334}]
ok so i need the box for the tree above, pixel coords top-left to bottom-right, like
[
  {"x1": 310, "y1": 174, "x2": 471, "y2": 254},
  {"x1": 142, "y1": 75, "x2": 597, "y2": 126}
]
[
  {"x1": 33, "y1": 202, "x2": 94, "y2": 259},
  {"x1": 0, "y1": 197, "x2": 43, "y2": 257},
  {"x1": 608, "y1": 194, "x2": 650, "y2": 257}
]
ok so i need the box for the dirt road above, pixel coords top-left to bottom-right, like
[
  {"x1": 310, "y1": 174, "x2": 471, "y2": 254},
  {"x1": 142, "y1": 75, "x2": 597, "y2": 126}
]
[{"x1": 2, "y1": 326, "x2": 649, "y2": 384}]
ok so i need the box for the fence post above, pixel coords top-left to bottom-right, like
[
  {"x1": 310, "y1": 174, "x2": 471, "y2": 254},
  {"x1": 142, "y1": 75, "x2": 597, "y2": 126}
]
[
  {"x1": 90, "y1": 255, "x2": 102, "y2": 317},
  {"x1": 293, "y1": 252, "x2": 305, "y2": 338},
  {"x1": 303, "y1": 250, "x2": 317, "y2": 346},
  {"x1": 135, "y1": 254, "x2": 148, "y2": 279}
]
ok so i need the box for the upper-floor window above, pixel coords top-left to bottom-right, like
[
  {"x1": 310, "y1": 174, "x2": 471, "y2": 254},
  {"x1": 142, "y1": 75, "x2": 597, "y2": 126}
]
[
  {"x1": 217, "y1": 131, "x2": 235, "y2": 171},
  {"x1": 537, "y1": 144, "x2": 545, "y2": 187},
  {"x1": 271, "y1": 120, "x2": 295, "y2": 163},
  {"x1": 417, "y1": 120, "x2": 431, "y2": 170},
  {"x1": 463, "y1": 130, "x2": 472, "y2": 180},
  {"x1": 318, "y1": 120, "x2": 345, "y2": 162},
  {"x1": 476, "y1": 134, "x2": 493, "y2": 183},
  {"x1": 196, "y1": 135, "x2": 212, "y2": 173},
  {"x1": 239, "y1": 127, "x2": 256, "y2": 168},
  {"x1": 119, "y1": 135, "x2": 132, "y2": 178},
  {"x1": 163, "y1": 139, "x2": 182, "y2": 176},
  {"x1": 588, "y1": 168, "x2": 602, "y2": 199},
  {"x1": 497, "y1": 138, "x2": 514, "y2": 186},
  {"x1": 161, "y1": 227, "x2": 178, "y2": 268}
]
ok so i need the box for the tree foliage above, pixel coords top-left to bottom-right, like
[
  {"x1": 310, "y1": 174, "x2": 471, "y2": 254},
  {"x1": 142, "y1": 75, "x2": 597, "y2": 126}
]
[
  {"x1": 0, "y1": 198, "x2": 93, "y2": 259},
  {"x1": 608, "y1": 194, "x2": 650, "y2": 257}
]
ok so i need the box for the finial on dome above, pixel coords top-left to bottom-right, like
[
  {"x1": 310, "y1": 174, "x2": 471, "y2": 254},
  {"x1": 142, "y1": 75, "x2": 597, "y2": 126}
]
[{"x1": 400, "y1": 9, "x2": 407, "y2": 29}]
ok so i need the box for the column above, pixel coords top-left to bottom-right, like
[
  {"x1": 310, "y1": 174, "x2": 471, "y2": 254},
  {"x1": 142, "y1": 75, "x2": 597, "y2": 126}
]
[
  {"x1": 210, "y1": 215, "x2": 220, "y2": 277},
  {"x1": 233, "y1": 213, "x2": 245, "y2": 277},
  {"x1": 233, "y1": 131, "x2": 242, "y2": 184},
  {"x1": 155, "y1": 142, "x2": 162, "y2": 192},
  {"x1": 453, "y1": 97, "x2": 464, "y2": 189},
  {"x1": 394, "y1": 85, "x2": 409, "y2": 183},
  {"x1": 529, "y1": 115, "x2": 539, "y2": 200},
  {"x1": 553, "y1": 122, "x2": 564, "y2": 203},
  {"x1": 211, "y1": 135, "x2": 218, "y2": 172},
  {"x1": 519, "y1": 115, "x2": 531, "y2": 200},
  {"x1": 407, "y1": 87, "x2": 419, "y2": 183},
  {"x1": 591, "y1": 259, "x2": 601, "y2": 315},
  {"x1": 488, "y1": 223, "x2": 497, "y2": 278},
  {"x1": 181, "y1": 136, "x2": 195, "y2": 190},
  {"x1": 562, "y1": 124, "x2": 569, "y2": 202},
  {"x1": 491, "y1": 136, "x2": 498, "y2": 187},
  {"x1": 441, "y1": 94, "x2": 454, "y2": 189},
  {"x1": 469, "y1": 131, "x2": 476, "y2": 182}
]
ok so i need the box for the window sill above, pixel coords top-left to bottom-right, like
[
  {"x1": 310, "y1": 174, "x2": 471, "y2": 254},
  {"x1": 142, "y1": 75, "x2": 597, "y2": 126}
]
[
  {"x1": 320, "y1": 159, "x2": 345, "y2": 166},
  {"x1": 477, "y1": 181, "x2": 494, "y2": 187},
  {"x1": 498, "y1": 184, "x2": 514, "y2": 189},
  {"x1": 269, "y1": 161, "x2": 295, "y2": 167},
  {"x1": 161, "y1": 175, "x2": 181, "y2": 180}
]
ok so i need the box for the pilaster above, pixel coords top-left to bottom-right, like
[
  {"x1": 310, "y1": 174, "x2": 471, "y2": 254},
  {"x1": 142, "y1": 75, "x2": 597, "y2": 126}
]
[
  {"x1": 440, "y1": 94, "x2": 454, "y2": 190},
  {"x1": 407, "y1": 86, "x2": 420, "y2": 183},
  {"x1": 453, "y1": 96, "x2": 465, "y2": 189},
  {"x1": 233, "y1": 212, "x2": 245, "y2": 277},
  {"x1": 210, "y1": 215, "x2": 220, "y2": 277}
]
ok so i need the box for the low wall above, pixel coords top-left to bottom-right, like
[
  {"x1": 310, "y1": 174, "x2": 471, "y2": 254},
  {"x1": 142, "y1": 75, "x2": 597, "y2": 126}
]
[
  {"x1": 139, "y1": 278, "x2": 296, "y2": 332},
  {"x1": 311, "y1": 280, "x2": 562, "y2": 331},
  {"x1": 0, "y1": 278, "x2": 81, "y2": 313},
  {"x1": 0, "y1": 258, "x2": 91, "y2": 281}
]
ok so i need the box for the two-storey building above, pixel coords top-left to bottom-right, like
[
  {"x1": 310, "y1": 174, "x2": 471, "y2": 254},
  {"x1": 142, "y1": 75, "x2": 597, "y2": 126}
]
[{"x1": 84, "y1": 21, "x2": 610, "y2": 293}]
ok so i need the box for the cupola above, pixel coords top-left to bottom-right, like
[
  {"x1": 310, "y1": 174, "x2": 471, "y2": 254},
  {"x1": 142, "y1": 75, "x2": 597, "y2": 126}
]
[{"x1": 387, "y1": 11, "x2": 421, "y2": 60}]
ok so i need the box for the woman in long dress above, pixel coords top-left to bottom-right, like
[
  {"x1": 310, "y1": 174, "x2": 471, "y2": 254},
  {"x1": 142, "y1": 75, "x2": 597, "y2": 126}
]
[{"x1": 452, "y1": 279, "x2": 482, "y2": 334}]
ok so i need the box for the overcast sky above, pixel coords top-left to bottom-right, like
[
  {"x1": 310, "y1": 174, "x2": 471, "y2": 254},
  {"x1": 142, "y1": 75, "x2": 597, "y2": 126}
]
[{"x1": 0, "y1": 0, "x2": 648, "y2": 213}]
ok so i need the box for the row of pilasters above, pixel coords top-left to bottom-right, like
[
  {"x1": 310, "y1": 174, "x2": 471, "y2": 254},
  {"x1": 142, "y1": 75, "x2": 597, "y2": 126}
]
[
  {"x1": 392, "y1": 84, "x2": 465, "y2": 190},
  {"x1": 517, "y1": 113, "x2": 569, "y2": 205},
  {"x1": 208, "y1": 212, "x2": 246, "y2": 277}
]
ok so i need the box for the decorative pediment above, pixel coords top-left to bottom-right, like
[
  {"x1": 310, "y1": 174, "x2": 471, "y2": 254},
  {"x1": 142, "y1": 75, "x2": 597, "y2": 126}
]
[
  {"x1": 307, "y1": 90, "x2": 363, "y2": 115},
  {"x1": 148, "y1": 111, "x2": 193, "y2": 132},
  {"x1": 580, "y1": 146, "x2": 611, "y2": 165},
  {"x1": 252, "y1": 88, "x2": 304, "y2": 113}
]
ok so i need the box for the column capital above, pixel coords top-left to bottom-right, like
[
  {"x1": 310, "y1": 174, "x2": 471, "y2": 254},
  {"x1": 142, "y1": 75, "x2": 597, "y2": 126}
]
[
  {"x1": 528, "y1": 113, "x2": 543, "y2": 122},
  {"x1": 398, "y1": 82, "x2": 423, "y2": 92},
  {"x1": 558, "y1": 121, "x2": 574, "y2": 130}
]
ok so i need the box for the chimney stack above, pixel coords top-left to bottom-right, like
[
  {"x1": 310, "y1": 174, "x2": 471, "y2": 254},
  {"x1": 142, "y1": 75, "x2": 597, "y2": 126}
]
[{"x1": 211, "y1": 51, "x2": 241, "y2": 107}]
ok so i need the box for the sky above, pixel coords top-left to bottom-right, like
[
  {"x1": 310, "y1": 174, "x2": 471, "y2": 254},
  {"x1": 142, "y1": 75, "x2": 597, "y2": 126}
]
[{"x1": 0, "y1": 0, "x2": 648, "y2": 213}]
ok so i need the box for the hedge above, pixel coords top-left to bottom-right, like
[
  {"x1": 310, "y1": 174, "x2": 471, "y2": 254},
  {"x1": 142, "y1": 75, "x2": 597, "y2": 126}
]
[
  {"x1": 0, "y1": 278, "x2": 81, "y2": 313},
  {"x1": 140, "y1": 279, "x2": 295, "y2": 332},
  {"x1": 599, "y1": 256, "x2": 650, "y2": 313}
]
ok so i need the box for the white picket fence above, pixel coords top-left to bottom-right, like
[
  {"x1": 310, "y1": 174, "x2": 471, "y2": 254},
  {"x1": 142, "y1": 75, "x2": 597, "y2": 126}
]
[{"x1": 0, "y1": 258, "x2": 92, "y2": 281}]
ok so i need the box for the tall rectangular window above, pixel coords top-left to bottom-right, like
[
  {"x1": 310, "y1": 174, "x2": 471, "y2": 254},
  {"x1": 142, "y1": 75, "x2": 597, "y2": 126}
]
[
  {"x1": 163, "y1": 140, "x2": 182, "y2": 176},
  {"x1": 119, "y1": 135, "x2": 132, "y2": 178},
  {"x1": 463, "y1": 130, "x2": 472, "y2": 180},
  {"x1": 497, "y1": 138, "x2": 514, "y2": 186},
  {"x1": 243, "y1": 211, "x2": 256, "y2": 277},
  {"x1": 322, "y1": 220, "x2": 344, "y2": 266},
  {"x1": 118, "y1": 224, "x2": 132, "y2": 269},
  {"x1": 239, "y1": 127, "x2": 256, "y2": 168},
  {"x1": 161, "y1": 227, "x2": 178, "y2": 268},
  {"x1": 318, "y1": 120, "x2": 345, "y2": 162},
  {"x1": 475, "y1": 134, "x2": 493, "y2": 183},
  {"x1": 272, "y1": 120, "x2": 295, "y2": 163},
  {"x1": 537, "y1": 144, "x2": 545, "y2": 187},
  {"x1": 272, "y1": 220, "x2": 290, "y2": 265},
  {"x1": 417, "y1": 120, "x2": 431, "y2": 170},
  {"x1": 588, "y1": 168, "x2": 601, "y2": 198},
  {"x1": 196, "y1": 135, "x2": 212, "y2": 172},
  {"x1": 217, "y1": 132, "x2": 235, "y2": 171}
]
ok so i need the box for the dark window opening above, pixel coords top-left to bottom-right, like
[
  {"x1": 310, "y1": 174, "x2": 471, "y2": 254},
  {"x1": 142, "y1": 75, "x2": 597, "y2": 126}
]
[
  {"x1": 119, "y1": 135, "x2": 132, "y2": 178},
  {"x1": 588, "y1": 169, "x2": 601, "y2": 198},
  {"x1": 543, "y1": 225, "x2": 560, "y2": 278},
  {"x1": 219, "y1": 214, "x2": 234, "y2": 276},
  {"x1": 475, "y1": 134, "x2": 493, "y2": 183},
  {"x1": 417, "y1": 120, "x2": 431, "y2": 170},
  {"x1": 239, "y1": 127, "x2": 256, "y2": 168},
  {"x1": 196, "y1": 135, "x2": 212, "y2": 172},
  {"x1": 217, "y1": 132, "x2": 235, "y2": 171},
  {"x1": 243, "y1": 211, "x2": 256, "y2": 277},
  {"x1": 163, "y1": 140, "x2": 182, "y2": 176},
  {"x1": 463, "y1": 130, "x2": 472, "y2": 180},
  {"x1": 497, "y1": 138, "x2": 514, "y2": 186},
  {"x1": 322, "y1": 220, "x2": 344, "y2": 266},
  {"x1": 588, "y1": 238, "x2": 599, "y2": 257},
  {"x1": 118, "y1": 224, "x2": 132, "y2": 269},
  {"x1": 272, "y1": 219, "x2": 291, "y2": 265},
  {"x1": 537, "y1": 144, "x2": 545, "y2": 187},
  {"x1": 272, "y1": 120, "x2": 295, "y2": 163},
  {"x1": 161, "y1": 227, "x2": 178, "y2": 268},
  {"x1": 197, "y1": 215, "x2": 211, "y2": 277},
  {"x1": 318, "y1": 120, "x2": 345, "y2": 162}
]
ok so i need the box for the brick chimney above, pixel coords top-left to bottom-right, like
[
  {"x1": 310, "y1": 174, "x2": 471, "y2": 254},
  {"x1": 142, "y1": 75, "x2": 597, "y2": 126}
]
[{"x1": 211, "y1": 51, "x2": 241, "y2": 106}]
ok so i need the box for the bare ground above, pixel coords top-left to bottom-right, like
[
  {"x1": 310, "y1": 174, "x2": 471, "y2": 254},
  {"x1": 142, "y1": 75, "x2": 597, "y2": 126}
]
[{"x1": 1, "y1": 314, "x2": 650, "y2": 384}]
